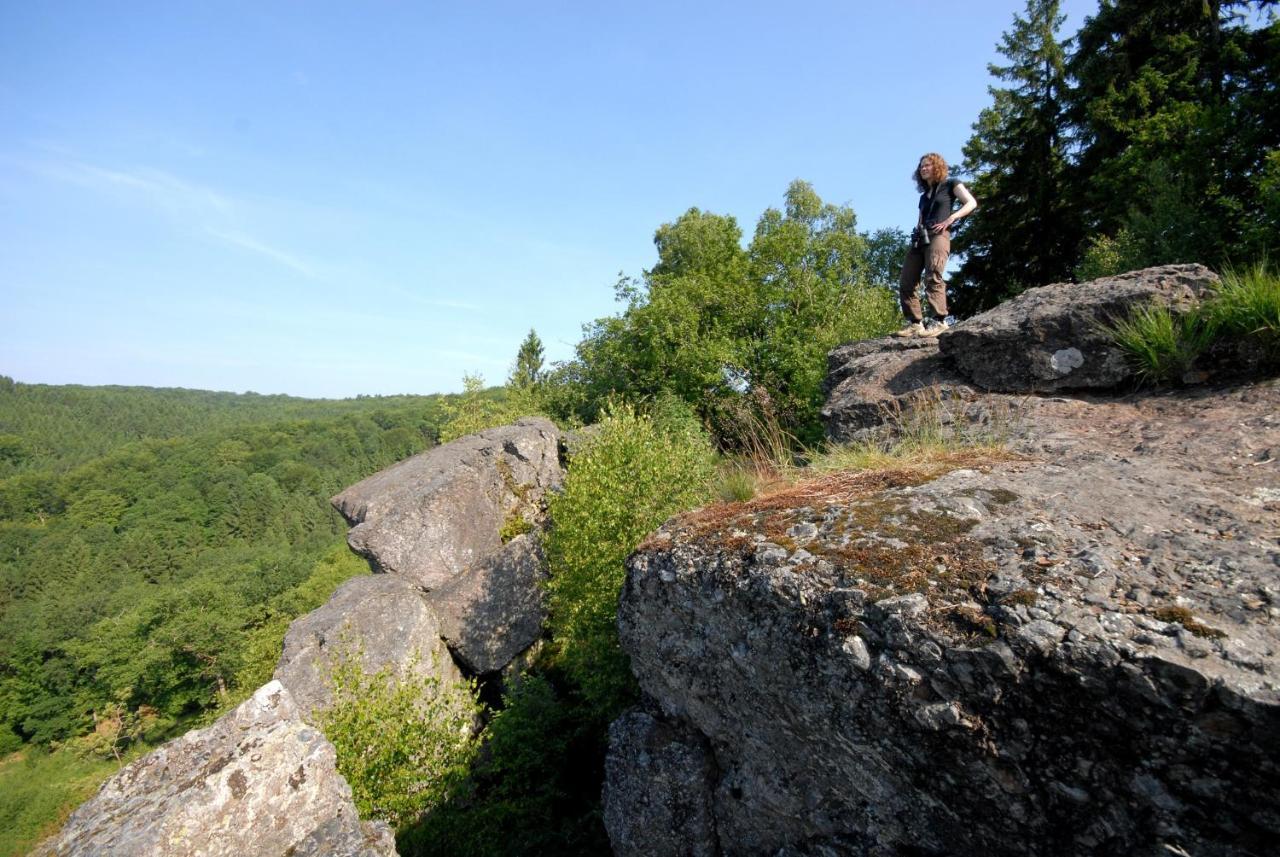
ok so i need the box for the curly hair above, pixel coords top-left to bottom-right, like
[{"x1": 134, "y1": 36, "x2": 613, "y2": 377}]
[{"x1": 913, "y1": 153, "x2": 949, "y2": 191}]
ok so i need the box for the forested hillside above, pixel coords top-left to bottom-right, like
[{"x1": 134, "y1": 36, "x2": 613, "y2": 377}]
[
  {"x1": 0, "y1": 377, "x2": 447, "y2": 477},
  {"x1": 0, "y1": 381, "x2": 479, "y2": 852},
  {"x1": 0, "y1": 381, "x2": 451, "y2": 756}
]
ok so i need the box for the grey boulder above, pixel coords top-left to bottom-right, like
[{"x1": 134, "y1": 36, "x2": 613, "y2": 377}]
[
  {"x1": 274, "y1": 574, "x2": 460, "y2": 720},
  {"x1": 33, "y1": 681, "x2": 395, "y2": 857},
  {"x1": 939, "y1": 263, "x2": 1219, "y2": 391},
  {"x1": 603, "y1": 709, "x2": 718, "y2": 857},
  {"x1": 820, "y1": 336, "x2": 977, "y2": 443},
  {"x1": 428, "y1": 533, "x2": 548, "y2": 675},
  {"x1": 331, "y1": 417, "x2": 562, "y2": 590}
]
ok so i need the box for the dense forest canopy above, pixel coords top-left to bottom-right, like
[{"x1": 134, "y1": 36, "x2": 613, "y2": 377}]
[{"x1": 0, "y1": 379, "x2": 453, "y2": 751}]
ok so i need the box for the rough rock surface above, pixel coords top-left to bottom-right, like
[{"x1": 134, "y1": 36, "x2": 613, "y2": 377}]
[
  {"x1": 821, "y1": 337, "x2": 977, "y2": 443},
  {"x1": 429, "y1": 533, "x2": 548, "y2": 675},
  {"x1": 939, "y1": 264, "x2": 1218, "y2": 391},
  {"x1": 331, "y1": 418, "x2": 561, "y2": 590},
  {"x1": 34, "y1": 681, "x2": 395, "y2": 857},
  {"x1": 612, "y1": 378, "x2": 1280, "y2": 856},
  {"x1": 274, "y1": 573, "x2": 460, "y2": 719},
  {"x1": 603, "y1": 710, "x2": 718, "y2": 857}
]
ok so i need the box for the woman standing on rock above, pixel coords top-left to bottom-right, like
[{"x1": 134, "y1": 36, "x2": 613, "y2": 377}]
[{"x1": 895, "y1": 153, "x2": 978, "y2": 338}]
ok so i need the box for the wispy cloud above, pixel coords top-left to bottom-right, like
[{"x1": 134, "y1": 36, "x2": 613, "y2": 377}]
[
  {"x1": 204, "y1": 228, "x2": 317, "y2": 277},
  {"x1": 29, "y1": 159, "x2": 233, "y2": 216},
  {"x1": 19, "y1": 154, "x2": 319, "y2": 278}
]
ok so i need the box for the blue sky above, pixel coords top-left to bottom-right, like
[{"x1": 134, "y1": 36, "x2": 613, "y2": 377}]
[{"x1": 1, "y1": 1, "x2": 1098, "y2": 397}]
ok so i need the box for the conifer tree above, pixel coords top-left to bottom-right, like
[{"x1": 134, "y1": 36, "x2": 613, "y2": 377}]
[
  {"x1": 955, "y1": 0, "x2": 1076, "y2": 311},
  {"x1": 510, "y1": 329, "x2": 545, "y2": 390},
  {"x1": 1067, "y1": 0, "x2": 1280, "y2": 269}
]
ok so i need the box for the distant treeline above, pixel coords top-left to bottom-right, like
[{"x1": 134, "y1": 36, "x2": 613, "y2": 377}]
[{"x1": 0, "y1": 376, "x2": 446, "y2": 477}]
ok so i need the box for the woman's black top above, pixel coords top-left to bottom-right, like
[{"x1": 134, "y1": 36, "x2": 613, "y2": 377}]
[{"x1": 919, "y1": 178, "x2": 962, "y2": 229}]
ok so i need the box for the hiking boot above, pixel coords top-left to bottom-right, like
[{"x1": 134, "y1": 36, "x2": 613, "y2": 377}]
[
  {"x1": 919, "y1": 316, "x2": 954, "y2": 337},
  {"x1": 894, "y1": 321, "x2": 926, "y2": 338}
]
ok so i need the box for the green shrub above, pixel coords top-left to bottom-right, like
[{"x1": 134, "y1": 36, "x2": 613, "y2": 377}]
[
  {"x1": 438, "y1": 375, "x2": 546, "y2": 444},
  {"x1": 544, "y1": 403, "x2": 715, "y2": 712},
  {"x1": 319, "y1": 653, "x2": 479, "y2": 830}
]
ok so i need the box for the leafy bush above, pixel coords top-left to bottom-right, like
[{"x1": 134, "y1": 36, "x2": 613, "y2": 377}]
[
  {"x1": 319, "y1": 652, "x2": 479, "y2": 830},
  {"x1": 544, "y1": 403, "x2": 715, "y2": 712},
  {"x1": 1076, "y1": 228, "x2": 1146, "y2": 281},
  {"x1": 437, "y1": 375, "x2": 545, "y2": 443}
]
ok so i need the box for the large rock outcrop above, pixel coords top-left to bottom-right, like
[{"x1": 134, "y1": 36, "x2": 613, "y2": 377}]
[
  {"x1": 331, "y1": 418, "x2": 561, "y2": 590},
  {"x1": 610, "y1": 366, "x2": 1280, "y2": 853},
  {"x1": 939, "y1": 264, "x2": 1218, "y2": 392},
  {"x1": 35, "y1": 681, "x2": 395, "y2": 857},
  {"x1": 274, "y1": 574, "x2": 461, "y2": 719},
  {"x1": 823, "y1": 265, "x2": 1224, "y2": 446},
  {"x1": 274, "y1": 418, "x2": 563, "y2": 720}
]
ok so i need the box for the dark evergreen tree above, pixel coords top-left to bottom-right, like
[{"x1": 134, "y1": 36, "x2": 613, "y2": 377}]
[
  {"x1": 1067, "y1": 0, "x2": 1280, "y2": 268},
  {"x1": 509, "y1": 329, "x2": 545, "y2": 390},
  {"x1": 954, "y1": 0, "x2": 1077, "y2": 311}
]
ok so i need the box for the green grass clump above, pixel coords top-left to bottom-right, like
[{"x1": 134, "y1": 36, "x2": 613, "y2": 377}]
[
  {"x1": 1104, "y1": 263, "x2": 1280, "y2": 384},
  {"x1": 1104, "y1": 302, "x2": 1212, "y2": 384},
  {"x1": 1207, "y1": 263, "x2": 1280, "y2": 339},
  {"x1": 715, "y1": 466, "x2": 759, "y2": 503}
]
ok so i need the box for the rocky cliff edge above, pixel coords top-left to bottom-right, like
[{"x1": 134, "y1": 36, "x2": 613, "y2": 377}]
[{"x1": 609, "y1": 266, "x2": 1280, "y2": 856}]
